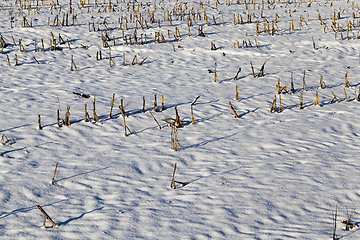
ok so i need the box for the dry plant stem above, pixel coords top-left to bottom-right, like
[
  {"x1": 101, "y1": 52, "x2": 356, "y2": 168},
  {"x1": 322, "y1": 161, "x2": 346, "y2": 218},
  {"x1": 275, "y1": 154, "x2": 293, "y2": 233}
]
[
  {"x1": 320, "y1": 76, "x2": 328, "y2": 88},
  {"x1": 65, "y1": 106, "x2": 70, "y2": 126},
  {"x1": 85, "y1": 104, "x2": 91, "y2": 122},
  {"x1": 233, "y1": 68, "x2": 241, "y2": 80},
  {"x1": 57, "y1": 109, "x2": 60, "y2": 126},
  {"x1": 191, "y1": 105, "x2": 195, "y2": 124},
  {"x1": 312, "y1": 36, "x2": 316, "y2": 49},
  {"x1": 290, "y1": 72, "x2": 294, "y2": 93},
  {"x1": 149, "y1": 112, "x2": 162, "y2": 129},
  {"x1": 131, "y1": 55, "x2": 137, "y2": 65},
  {"x1": 257, "y1": 59, "x2": 269, "y2": 77},
  {"x1": 190, "y1": 96, "x2": 200, "y2": 124},
  {"x1": 235, "y1": 85, "x2": 239, "y2": 100},
  {"x1": 162, "y1": 95, "x2": 165, "y2": 110},
  {"x1": 174, "y1": 106, "x2": 183, "y2": 128},
  {"x1": 58, "y1": 34, "x2": 65, "y2": 44},
  {"x1": 349, "y1": 205, "x2": 357, "y2": 224},
  {"x1": 229, "y1": 102, "x2": 239, "y2": 118},
  {"x1": 299, "y1": 93, "x2": 303, "y2": 109},
  {"x1": 302, "y1": 70, "x2": 310, "y2": 91},
  {"x1": 314, "y1": 92, "x2": 320, "y2": 106},
  {"x1": 120, "y1": 99, "x2": 127, "y2": 117},
  {"x1": 211, "y1": 42, "x2": 217, "y2": 50},
  {"x1": 41, "y1": 38, "x2": 45, "y2": 51},
  {"x1": 93, "y1": 97, "x2": 99, "y2": 122},
  {"x1": 356, "y1": 87, "x2": 358, "y2": 101},
  {"x1": 250, "y1": 61, "x2": 256, "y2": 78},
  {"x1": 109, "y1": 93, "x2": 115, "y2": 118},
  {"x1": 214, "y1": 62, "x2": 218, "y2": 82},
  {"x1": 85, "y1": 104, "x2": 88, "y2": 121},
  {"x1": 331, "y1": 92, "x2": 340, "y2": 103},
  {"x1": 11, "y1": 36, "x2": 16, "y2": 46},
  {"x1": 33, "y1": 56, "x2": 40, "y2": 64},
  {"x1": 345, "y1": 72, "x2": 351, "y2": 87},
  {"x1": 51, "y1": 162, "x2": 58, "y2": 184},
  {"x1": 171, "y1": 125, "x2": 180, "y2": 151},
  {"x1": 154, "y1": 94, "x2": 158, "y2": 112},
  {"x1": 6, "y1": 54, "x2": 10, "y2": 66},
  {"x1": 66, "y1": 39, "x2": 70, "y2": 49},
  {"x1": 333, "y1": 205, "x2": 337, "y2": 240},
  {"x1": 170, "y1": 163, "x2": 177, "y2": 188},
  {"x1": 37, "y1": 205, "x2": 57, "y2": 227},
  {"x1": 18, "y1": 39, "x2": 22, "y2": 52},
  {"x1": 344, "y1": 88, "x2": 349, "y2": 102},
  {"x1": 122, "y1": 114, "x2": 132, "y2": 136},
  {"x1": 38, "y1": 115, "x2": 42, "y2": 130},
  {"x1": 142, "y1": 96, "x2": 145, "y2": 112},
  {"x1": 1, "y1": 134, "x2": 11, "y2": 145},
  {"x1": 70, "y1": 55, "x2": 78, "y2": 71},
  {"x1": 342, "y1": 205, "x2": 357, "y2": 230},
  {"x1": 139, "y1": 57, "x2": 147, "y2": 65},
  {"x1": 279, "y1": 95, "x2": 282, "y2": 112},
  {"x1": 270, "y1": 95, "x2": 277, "y2": 112}
]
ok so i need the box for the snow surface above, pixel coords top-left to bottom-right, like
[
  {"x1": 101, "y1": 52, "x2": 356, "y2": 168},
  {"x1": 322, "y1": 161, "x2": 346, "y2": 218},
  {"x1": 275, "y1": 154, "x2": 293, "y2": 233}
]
[{"x1": 1, "y1": 0, "x2": 360, "y2": 238}]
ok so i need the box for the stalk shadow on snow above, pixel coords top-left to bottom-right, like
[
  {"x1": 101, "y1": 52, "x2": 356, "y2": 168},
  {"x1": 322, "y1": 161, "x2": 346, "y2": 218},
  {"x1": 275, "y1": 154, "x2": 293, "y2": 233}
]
[
  {"x1": 218, "y1": 72, "x2": 257, "y2": 83},
  {"x1": 0, "y1": 199, "x2": 68, "y2": 219},
  {"x1": 190, "y1": 113, "x2": 222, "y2": 125},
  {"x1": 286, "y1": 101, "x2": 338, "y2": 111},
  {"x1": 65, "y1": 38, "x2": 80, "y2": 44},
  {"x1": 319, "y1": 99, "x2": 348, "y2": 108},
  {"x1": 239, "y1": 91, "x2": 274, "y2": 101},
  {"x1": 57, "y1": 166, "x2": 109, "y2": 182},
  {"x1": 57, "y1": 207, "x2": 104, "y2": 226},
  {"x1": 0, "y1": 141, "x2": 53, "y2": 157},
  {"x1": 176, "y1": 166, "x2": 243, "y2": 189},
  {"x1": 238, "y1": 108, "x2": 258, "y2": 118},
  {"x1": 181, "y1": 132, "x2": 238, "y2": 150},
  {"x1": 0, "y1": 123, "x2": 32, "y2": 133},
  {"x1": 131, "y1": 125, "x2": 163, "y2": 134},
  {"x1": 0, "y1": 146, "x2": 28, "y2": 157}
]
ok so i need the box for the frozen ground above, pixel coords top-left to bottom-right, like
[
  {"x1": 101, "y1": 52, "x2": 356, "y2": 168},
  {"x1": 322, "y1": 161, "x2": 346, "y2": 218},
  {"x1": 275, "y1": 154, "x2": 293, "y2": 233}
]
[{"x1": 1, "y1": 0, "x2": 360, "y2": 239}]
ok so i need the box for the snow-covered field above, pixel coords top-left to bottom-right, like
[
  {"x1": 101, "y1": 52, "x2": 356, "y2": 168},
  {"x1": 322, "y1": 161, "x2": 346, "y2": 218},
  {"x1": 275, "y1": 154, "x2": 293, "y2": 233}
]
[{"x1": 1, "y1": 0, "x2": 360, "y2": 238}]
